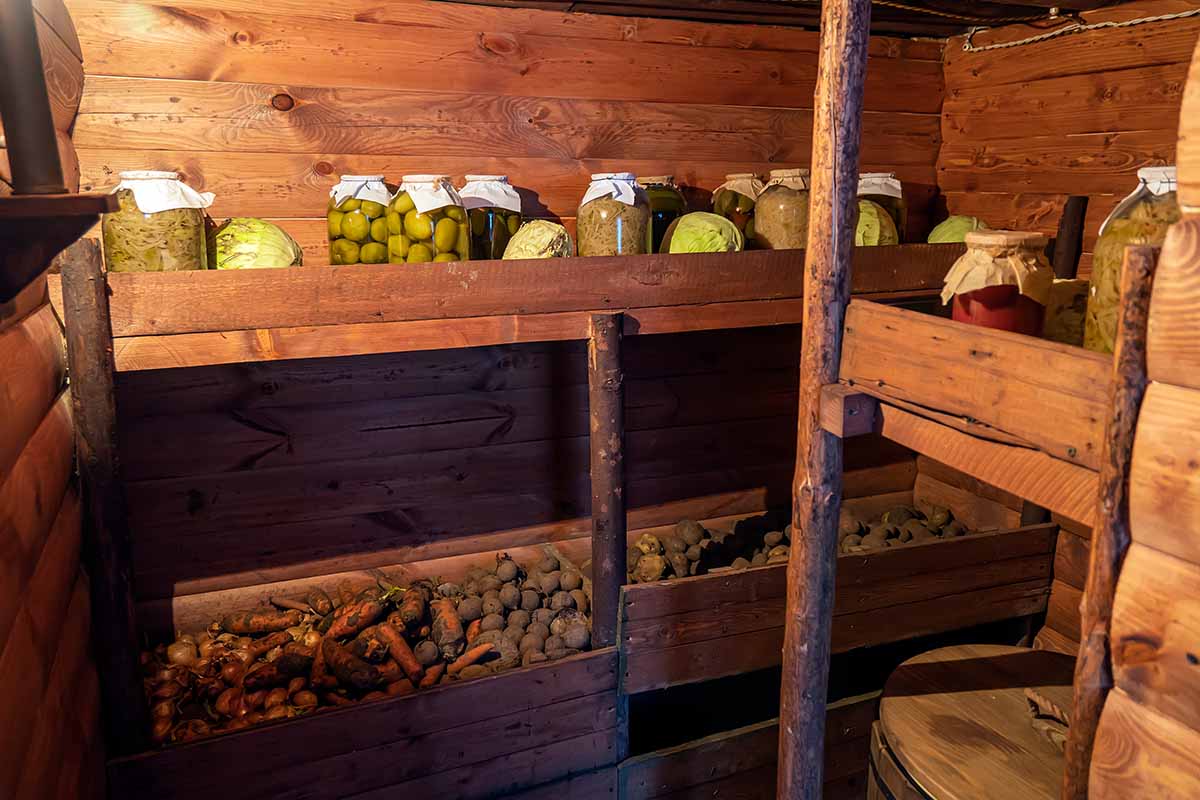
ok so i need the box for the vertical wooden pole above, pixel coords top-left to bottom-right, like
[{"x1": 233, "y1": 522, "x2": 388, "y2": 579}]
[
  {"x1": 1061, "y1": 244, "x2": 1157, "y2": 800},
  {"x1": 59, "y1": 238, "x2": 147, "y2": 755},
  {"x1": 589, "y1": 312, "x2": 625, "y2": 649},
  {"x1": 778, "y1": 1, "x2": 871, "y2": 797}
]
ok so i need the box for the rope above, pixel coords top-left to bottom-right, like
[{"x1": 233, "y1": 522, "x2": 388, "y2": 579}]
[
  {"x1": 871, "y1": 0, "x2": 1045, "y2": 24},
  {"x1": 962, "y1": 7, "x2": 1200, "y2": 52}
]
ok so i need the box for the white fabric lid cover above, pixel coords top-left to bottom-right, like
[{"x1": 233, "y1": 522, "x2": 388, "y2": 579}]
[
  {"x1": 460, "y1": 175, "x2": 521, "y2": 212},
  {"x1": 113, "y1": 171, "x2": 214, "y2": 214},
  {"x1": 398, "y1": 175, "x2": 464, "y2": 215},
  {"x1": 582, "y1": 173, "x2": 643, "y2": 207}
]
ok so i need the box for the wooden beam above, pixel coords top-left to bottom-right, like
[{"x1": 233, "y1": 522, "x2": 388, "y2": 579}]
[
  {"x1": 588, "y1": 313, "x2": 625, "y2": 649},
  {"x1": 56, "y1": 238, "x2": 146, "y2": 755},
  {"x1": 819, "y1": 384, "x2": 877, "y2": 438},
  {"x1": 1063, "y1": 244, "x2": 1157, "y2": 799},
  {"x1": 778, "y1": 0, "x2": 871, "y2": 797}
]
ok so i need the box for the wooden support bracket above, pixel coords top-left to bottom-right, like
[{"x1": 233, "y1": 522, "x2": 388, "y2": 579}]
[{"x1": 819, "y1": 384, "x2": 878, "y2": 438}]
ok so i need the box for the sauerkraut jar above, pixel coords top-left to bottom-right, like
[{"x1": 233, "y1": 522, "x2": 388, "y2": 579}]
[
  {"x1": 1084, "y1": 167, "x2": 1179, "y2": 353},
  {"x1": 858, "y1": 173, "x2": 905, "y2": 241},
  {"x1": 389, "y1": 175, "x2": 469, "y2": 264},
  {"x1": 460, "y1": 175, "x2": 522, "y2": 261},
  {"x1": 713, "y1": 173, "x2": 764, "y2": 241},
  {"x1": 576, "y1": 173, "x2": 650, "y2": 257},
  {"x1": 753, "y1": 168, "x2": 809, "y2": 250},
  {"x1": 101, "y1": 171, "x2": 213, "y2": 272},
  {"x1": 327, "y1": 175, "x2": 390, "y2": 265},
  {"x1": 638, "y1": 175, "x2": 687, "y2": 253}
]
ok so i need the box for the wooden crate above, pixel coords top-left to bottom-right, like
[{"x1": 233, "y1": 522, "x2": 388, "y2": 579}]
[
  {"x1": 109, "y1": 648, "x2": 621, "y2": 800},
  {"x1": 618, "y1": 518, "x2": 1056, "y2": 694},
  {"x1": 617, "y1": 692, "x2": 880, "y2": 800}
]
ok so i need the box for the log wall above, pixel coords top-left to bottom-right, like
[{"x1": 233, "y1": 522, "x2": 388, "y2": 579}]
[
  {"x1": 64, "y1": 0, "x2": 944, "y2": 258},
  {"x1": 940, "y1": 0, "x2": 1200, "y2": 275}
]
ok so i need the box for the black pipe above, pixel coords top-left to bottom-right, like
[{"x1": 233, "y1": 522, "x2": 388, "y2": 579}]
[{"x1": 0, "y1": 0, "x2": 67, "y2": 194}]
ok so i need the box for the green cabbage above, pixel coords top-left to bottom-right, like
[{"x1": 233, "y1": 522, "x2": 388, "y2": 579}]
[
  {"x1": 209, "y1": 218, "x2": 303, "y2": 269},
  {"x1": 855, "y1": 199, "x2": 899, "y2": 246},
  {"x1": 928, "y1": 215, "x2": 987, "y2": 243},
  {"x1": 665, "y1": 212, "x2": 743, "y2": 253},
  {"x1": 502, "y1": 220, "x2": 574, "y2": 259}
]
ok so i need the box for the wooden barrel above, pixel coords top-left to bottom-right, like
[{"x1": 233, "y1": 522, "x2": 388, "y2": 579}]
[{"x1": 870, "y1": 644, "x2": 1074, "y2": 800}]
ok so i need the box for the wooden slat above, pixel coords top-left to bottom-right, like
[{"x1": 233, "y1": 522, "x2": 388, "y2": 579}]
[
  {"x1": 1129, "y1": 381, "x2": 1200, "y2": 563},
  {"x1": 1147, "y1": 218, "x2": 1200, "y2": 387},
  {"x1": 500, "y1": 767, "x2": 618, "y2": 799},
  {"x1": 109, "y1": 648, "x2": 617, "y2": 795},
  {"x1": 875, "y1": 404, "x2": 1098, "y2": 526},
  {"x1": 915, "y1": 456, "x2": 1024, "y2": 511},
  {"x1": 23, "y1": 485, "x2": 82, "y2": 668},
  {"x1": 1034, "y1": 624, "x2": 1080, "y2": 657},
  {"x1": 0, "y1": 275, "x2": 50, "y2": 333},
  {"x1": 912, "y1": 474, "x2": 1021, "y2": 531},
  {"x1": 0, "y1": 304, "x2": 65, "y2": 486},
  {"x1": 0, "y1": 609, "x2": 51, "y2": 798},
  {"x1": 1110, "y1": 542, "x2": 1200, "y2": 733},
  {"x1": 1090, "y1": 688, "x2": 1200, "y2": 800},
  {"x1": 1046, "y1": 579, "x2": 1083, "y2": 643},
  {"x1": 1054, "y1": 526, "x2": 1090, "y2": 590},
  {"x1": 841, "y1": 300, "x2": 1110, "y2": 469}
]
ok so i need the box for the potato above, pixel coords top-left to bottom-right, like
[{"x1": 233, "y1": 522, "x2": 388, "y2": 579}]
[
  {"x1": 731, "y1": 557, "x2": 751, "y2": 570},
  {"x1": 522, "y1": 650, "x2": 549, "y2": 667},
  {"x1": 539, "y1": 571, "x2": 561, "y2": 595},
  {"x1": 520, "y1": 590, "x2": 542, "y2": 612},
  {"x1": 562, "y1": 624, "x2": 590, "y2": 650},
  {"x1": 768, "y1": 545, "x2": 789, "y2": 560},
  {"x1": 437, "y1": 582, "x2": 463, "y2": 598},
  {"x1": 532, "y1": 608, "x2": 557, "y2": 627},
  {"x1": 464, "y1": 565, "x2": 488, "y2": 582},
  {"x1": 569, "y1": 590, "x2": 589, "y2": 614},
  {"x1": 457, "y1": 596, "x2": 484, "y2": 622},
  {"x1": 459, "y1": 664, "x2": 491, "y2": 680},
  {"x1": 519, "y1": 633, "x2": 546, "y2": 653},
  {"x1": 538, "y1": 554, "x2": 560, "y2": 574},
  {"x1": 662, "y1": 536, "x2": 686, "y2": 554},
  {"x1": 751, "y1": 552, "x2": 768, "y2": 566},
  {"x1": 506, "y1": 609, "x2": 532, "y2": 630},
  {"x1": 860, "y1": 532, "x2": 888, "y2": 549},
  {"x1": 550, "y1": 609, "x2": 585, "y2": 637},
  {"x1": 475, "y1": 630, "x2": 504, "y2": 647},
  {"x1": 293, "y1": 690, "x2": 318, "y2": 708},
  {"x1": 559, "y1": 570, "x2": 583, "y2": 592},
  {"x1": 634, "y1": 554, "x2": 666, "y2": 583},
  {"x1": 764, "y1": 531, "x2": 785, "y2": 548},
  {"x1": 527, "y1": 621, "x2": 551, "y2": 640},
  {"x1": 544, "y1": 635, "x2": 565, "y2": 652},
  {"x1": 481, "y1": 590, "x2": 504, "y2": 617},
  {"x1": 414, "y1": 640, "x2": 440, "y2": 666},
  {"x1": 635, "y1": 534, "x2": 662, "y2": 556},
  {"x1": 840, "y1": 534, "x2": 863, "y2": 552},
  {"x1": 549, "y1": 591, "x2": 575, "y2": 611},
  {"x1": 490, "y1": 635, "x2": 521, "y2": 670},
  {"x1": 676, "y1": 519, "x2": 705, "y2": 546},
  {"x1": 942, "y1": 521, "x2": 967, "y2": 538},
  {"x1": 627, "y1": 547, "x2": 643, "y2": 571},
  {"x1": 925, "y1": 505, "x2": 951, "y2": 529},
  {"x1": 547, "y1": 647, "x2": 581, "y2": 661},
  {"x1": 522, "y1": 573, "x2": 543, "y2": 592},
  {"x1": 496, "y1": 558, "x2": 519, "y2": 583},
  {"x1": 476, "y1": 575, "x2": 503, "y2": 593},
  {"x1": 480, "y1": 613, "x2": 505, "y2": 632},
  {"x1": 499, "y1": 584, "x2": 521, "y2": 610},
  {"x1": 503, "y1": 626, "x2": 526, "y2": 644}
]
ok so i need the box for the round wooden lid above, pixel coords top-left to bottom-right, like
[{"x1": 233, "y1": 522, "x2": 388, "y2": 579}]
[
  {"x1": 879, "y1": 644, "x2": 1075, "y2": 800},
  {"x1": 964, "y1": 230, "x2": 1048, "y2": 249}
]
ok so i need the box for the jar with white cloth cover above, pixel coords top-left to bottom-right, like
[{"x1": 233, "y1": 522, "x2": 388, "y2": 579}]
[
  {"x1": 460, "y1": 175, "x2": 523, "y2": 261},
  {"x1": 576, "y1": 173, "x2": 650, "y2": 257},
  {"x1": 388, "y1": 175, "x2": 469, "y2": 264},
  {"x1": 101, "y1": 170, "x2": 213, "y2": 272},
  {"x1": 327, "y1": 174, "x2": 390, "y2": 265}
]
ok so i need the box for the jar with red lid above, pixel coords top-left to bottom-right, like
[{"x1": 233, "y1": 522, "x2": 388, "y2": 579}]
[{"x1": 941, "y1": 230, "x2": 1053, "y2": 336}]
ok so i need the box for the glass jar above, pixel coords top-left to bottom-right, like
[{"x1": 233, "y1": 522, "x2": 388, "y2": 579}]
[
  {"x1": 942, "y1": 230, "x2": 1053, "y2": 336},
  {"x1": 576, "y1": 173, "x2": 650, "y2": 257},
  {"x1": 101, "y1": 171, "x2": 213, "y2": 272},
  {"x1": 460, "y1": 175, "x2": 523, "y2": 261},
  {"x1": 858, "y1": 173, "x2": 906, "y2": 242},
  {"x1": 389, "y1": 175, "x2": 469, "y2": 264},
  {"x1": 712, "y1": 173, "x2": 764, "y2": 241},
  {"x1": 1084, "y1": 167, "x2": 1179, "y2": 353},
  {"x1": 638, "y1": 175, "x2": 687, "y2": 253},
  {"x1": 753, "y1": 169, "x2": 809, "y2": 250},
  {"x1": 327, "y1": 174, "x2": 390, "y2": 265}
]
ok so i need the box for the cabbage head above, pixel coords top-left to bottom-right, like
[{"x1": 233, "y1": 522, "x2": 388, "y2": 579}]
[
  {"x1": 855, "y1": 200, "x2": 900, "y2": 246},
  {"x1": 928, "y1": 215, "x2": 987, "y2": 244},
  {"x1": 666, "y1": 212, "x2": 743, "y2": 253},
  {"x1": 210, "y1": 218, "x2": 303, "y2": 269},
  {"x1": 502, "y1": 220, "x2": 574, "y2": 259}
]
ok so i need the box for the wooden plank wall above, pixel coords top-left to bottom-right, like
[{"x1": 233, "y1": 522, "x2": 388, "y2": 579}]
[
  {"x1": 0, "y1": 289, "x2": 103, "y2": 799},
  {"x1": 1089, "y1": 215, "x2": 1200, "y2": 797},
  {"x1": 64, "y1": 0, "x2": 944, "y2": 259},
  {"x1": 940, "y1": 0, "x2": 1200, "y2": 275}
]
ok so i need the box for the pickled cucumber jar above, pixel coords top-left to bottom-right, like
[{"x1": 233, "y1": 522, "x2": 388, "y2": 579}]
[
  {"x1": 753, "y1": 168, "x2": 809, "y2": 250},
  {"x1": 101, "y1": 171, "x2": 213, "y2": 272},
  {"x1": 460, "y1": 175, "x2": 522, "y2": 261},
  {"x1": 637, "y1": 175, "x2": 687, "y2": 253},
  {"x1": 857, "y1": 173, "x2": 906, "y2": 242},
  {"x1": 713, "y1": 173, "x2": 765, "y2": 242},
  {"x1": 576, "y1": 173, "x2": 650, "y2": 257},
  {"x1": 1084, "y1": 166, "x2": 1179, "y2": 353},
  {"x1": 388, "y1": 175, "x2": 470, "y2": 264},
  {"x1": 327, "y1": 175, "x2": 390, "y2": 265}
]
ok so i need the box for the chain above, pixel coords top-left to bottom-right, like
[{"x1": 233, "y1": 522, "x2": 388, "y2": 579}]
[{"x1": 963, "y1": 7, "x2": 1200, "y2": 52}]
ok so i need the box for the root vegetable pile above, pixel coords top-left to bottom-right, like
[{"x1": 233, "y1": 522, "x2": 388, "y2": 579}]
[
  {"x1": 838, "y1": 503, "x2": 978, "y2": 553},
  {"x1": 142, "y1": 553, "x2": 592, "y2": 746}
]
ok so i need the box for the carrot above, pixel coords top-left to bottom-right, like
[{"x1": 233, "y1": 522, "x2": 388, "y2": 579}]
[
  {"x1": 309, "y1": 637, "x2": 335, "y2": 689},
  {"x1": 323, "y1": 691, "x2": 355, "y2": 707},
  {"x1": 325, "y1": 588, "x2": 386, "y2": 639},
  {"x1": 220, "y1": 609, "x2": 302, "y2": 635},
  {"x1": 448, "y1": 644, "x2": 494, "y2": 676},
  {"x1": 418, "y1": 662, "x2": 445, "y2": 689},
  {"x1": 243, "y1": 662, "x2": 291, "y2": 691},
  {"x1": 386, "y1": 679, "x2": 416, "y2": 697},
  {"x1": 465, "y1": 618, "x2": 482, "y2": 644},
  {"x1": 376, "y1": 623, "x2": 423, "y2": 683},
  {"x1": 275, "y1": 643, "x2": 315, "y2": 676},
  {"x1": 246, "y1": 630, "x2": 291, "y2": 660},
  {"x1": 270, "y1": 596, "x2": 312, "y2": 614},
  {"x1": 430, "y1": 598, "x2": 465, "y2": 660},
  {"x1": 350, "y1": 626, "x2": 389, "y2": 663},
  {"x1": 322, "y1": 637, "x2": 389, "y2": 691},
  {"x1": 305, "y1": 588, "x2": 334, "y2": 616},
  {"x1": 397, "y1": 583, "x2": 431, "y2": 629}
]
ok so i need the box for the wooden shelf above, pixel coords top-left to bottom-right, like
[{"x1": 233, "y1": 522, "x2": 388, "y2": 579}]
[
  {"x1": 0, "y1": 191, "x2": 115, "y2": 218},
  {"x1": 49, "y1": 243, "x2": 964, "y2": 371}
]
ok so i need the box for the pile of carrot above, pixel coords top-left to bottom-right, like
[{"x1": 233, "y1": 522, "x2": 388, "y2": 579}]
[{"x1": 141, "y1": 551, "x2": 593, "y2": 746}]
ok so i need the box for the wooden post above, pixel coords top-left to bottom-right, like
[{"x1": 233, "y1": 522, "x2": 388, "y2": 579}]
[
  {"x1": 589, "y1": 312, "x2": 625, "y2": 649},
  {"x1": 1061, "y1": 244, "x2": 1158, "y2": 800},
  {"x1": 778, "y1": 1, "x2": 871, "y2": 797},
  {"x1": 58, "y1": 238, "x2": 147, "y2": 755}
]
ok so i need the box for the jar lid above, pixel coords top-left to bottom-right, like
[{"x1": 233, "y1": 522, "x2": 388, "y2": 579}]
[
  {"x1": 725, "y1": 172, "x2": 759, "y2": 180},
  {"x1": 339, "y1": 174, "x2": 385, "y2": 181},
  {"x1": 637, "y1": 175, "x2": 675, "y2": 185},
  {"x1": 1138, "y1": 166, "x2": 1177, "y2": 182},
  {"x1": 464, "y1": 175, "x2": 509, "y2": 182},
  {"x1": 964, "y1": 229, "x2": 1047, "y2": 249},
  {"x1": 590, "y1": 172, "x2": 636, "y2": 182},
  {"x1": 119, "y1": 170, "x2": 181, "y2": 181},
  {"x1": 859, "y1": 172, "x2": 897, "y2": 179},
  {"x1": 768, "y1": 168, "x2": 810, "y2": 178}
]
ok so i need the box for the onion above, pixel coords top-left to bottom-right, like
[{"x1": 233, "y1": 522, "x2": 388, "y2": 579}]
[
  {"x1": 152, "y1": 680, "x2": 183, "y2": 700},
  {"x1": 243, "y1": 689, "x2": 265, "y2": 710},
  {"x1": 220, "y1": 661, "x2": 245, "y2": 685},
  {"x1": 214, "y1": 687, "x2": 242, "y2": 717},
  {"x1": 166, "y1": 641, "x2": 198, "y2": 667},
  {"x1": 231, "y1": 648, "x2": 254, "y2": 664},
  {"x1": 264, "y1": 687, "x2": 288, "y2": 709},
  {"x1": 264, "y1": 645, "x2": 283, "y2": 662},
  {"x1": 243, "y1": 711, "x2": 264, "y2": 725},
  {"x1": 302, "y1": 630, "x2": 322, "y2": 649},
  {"x1": 263, "y1": 705, "x2": 290, "y2": 720},
  {"x1": 151, "y1": 699, "x2": 176, "y2": 720},
  {"x1": 287, "y1": 677, "x2": 306, "y2": 697},
  {"x1": 151, "y1": 717, "x2": 173, "y2": 743},
  {"x1": 177, "y1": 633, "x2": 197, "y2": 645},
  {"x1": 197, "y1": 639, "x2": 218, "y2": 659}
]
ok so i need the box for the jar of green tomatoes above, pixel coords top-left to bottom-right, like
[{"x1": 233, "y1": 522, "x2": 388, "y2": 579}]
[
  {"x1": 101, "y1": 171, "x2": 214, "y2": 272},
  {"x1": 327, "y1": 175, "x2": 390, "y2": 265},
  {"x1": 460, "y1": 175, "x2": 522, "y2": 260},
  {"x1": 637, "y1": 175, "x2": 687, "y2": 253},
  {"x1": 388, "y1": 175, "x2": 470, "y2": 264}
]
